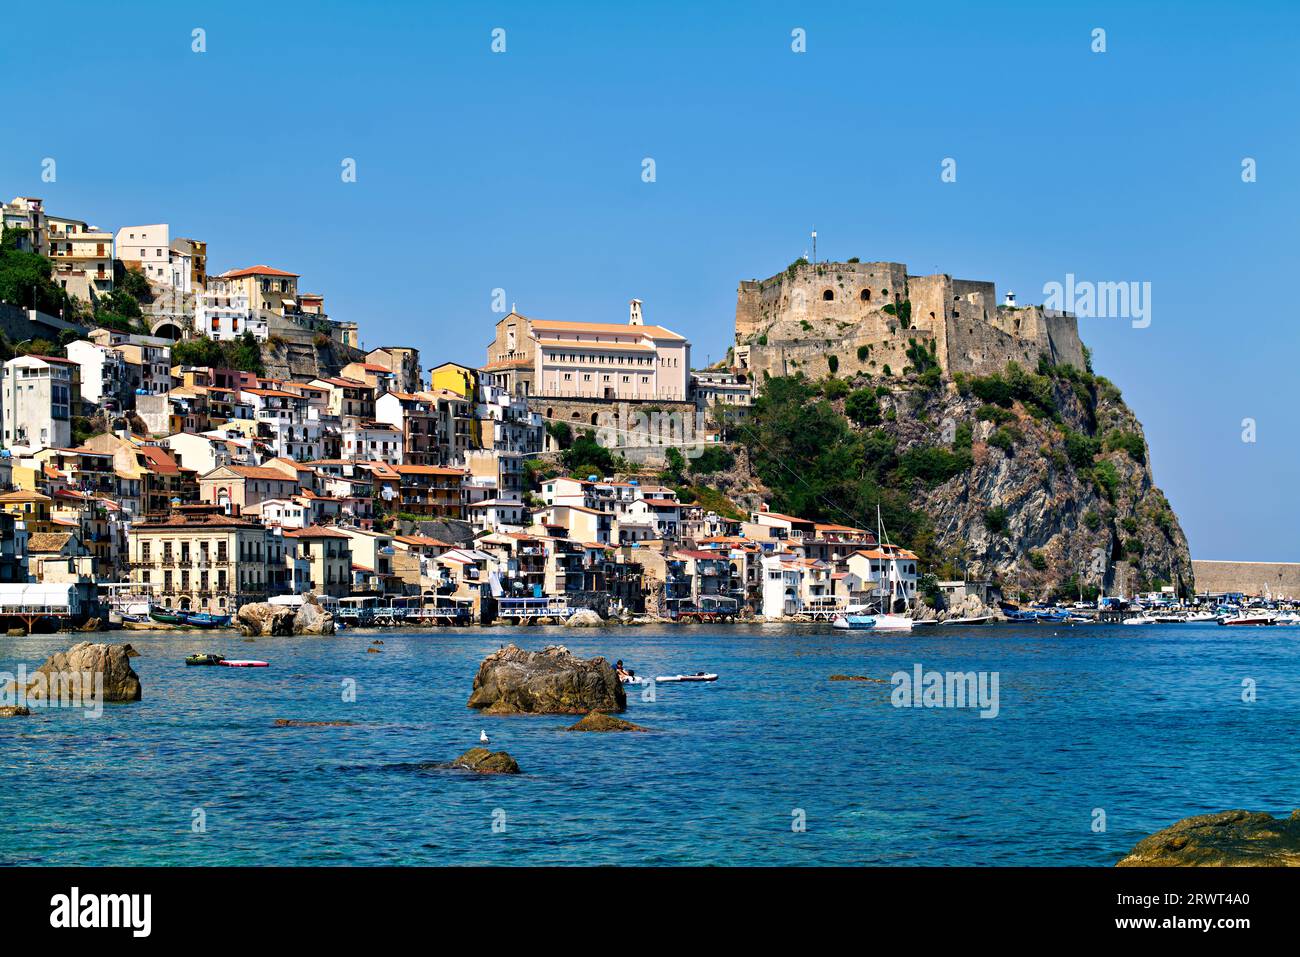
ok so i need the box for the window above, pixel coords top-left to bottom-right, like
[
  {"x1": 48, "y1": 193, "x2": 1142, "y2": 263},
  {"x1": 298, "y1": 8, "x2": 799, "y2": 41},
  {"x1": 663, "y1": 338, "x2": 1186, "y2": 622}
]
[{"x1": 822, "y1": 289, "x2": 834, "y2": 301}]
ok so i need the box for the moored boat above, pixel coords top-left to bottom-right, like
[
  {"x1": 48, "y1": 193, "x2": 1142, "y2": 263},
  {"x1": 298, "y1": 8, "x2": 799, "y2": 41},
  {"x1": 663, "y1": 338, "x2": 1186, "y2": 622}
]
[
  {"x1": 832, "y1": 613, "x2": 877, "y2": 630},
  {"x1": 184, "y1": 612, "x2": 232, "y2": 628},
  {"x1": 1218, "y1": 613, "x2": 1275, "y2": 626},
  {"x1": 149, "y1": 608, "x2": 187, "y2": 625}
]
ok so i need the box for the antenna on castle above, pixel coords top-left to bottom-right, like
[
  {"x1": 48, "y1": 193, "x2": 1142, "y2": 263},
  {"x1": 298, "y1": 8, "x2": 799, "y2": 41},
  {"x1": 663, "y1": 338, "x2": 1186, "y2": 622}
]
[{"x1": 811, "y1": 227, "x2": 817, "y2": 264}]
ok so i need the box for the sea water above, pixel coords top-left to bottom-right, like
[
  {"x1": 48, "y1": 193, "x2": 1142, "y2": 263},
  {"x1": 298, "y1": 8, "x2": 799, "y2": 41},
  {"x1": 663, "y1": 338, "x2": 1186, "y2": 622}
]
[{"x1": 2, "y1": 622, "x2": 1296, "y2": 866}]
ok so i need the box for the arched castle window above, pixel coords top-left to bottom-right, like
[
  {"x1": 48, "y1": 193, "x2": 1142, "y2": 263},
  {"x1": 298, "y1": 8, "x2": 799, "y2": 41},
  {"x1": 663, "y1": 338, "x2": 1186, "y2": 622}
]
[
  {"x1": 860, "y1": 289, "x2": 871, "y2": 302},
  {"x1": 590, "y1": 413, "x2": 599, "y2": 425},
  {"x1": 822, "y1": 289, "x2": 834, "y2": 301}
]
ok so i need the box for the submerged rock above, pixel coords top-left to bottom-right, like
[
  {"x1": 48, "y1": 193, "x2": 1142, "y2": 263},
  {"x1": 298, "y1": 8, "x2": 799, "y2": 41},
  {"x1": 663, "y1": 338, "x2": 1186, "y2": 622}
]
[
  {"x1": 564, "y1": 608, "x2": 605, "y2": 628},
  {"x1": 274, "y1": 719, "x2": 355, "y2": 727},
  {"x1": 1117, "y1": 810, "x2": 1300, "y2": 866},
  {"x1": 829, "y1": 674, "x2": 888, "y2": 683},
  {"x1": 23, "y1": 642, "x2": 142, "y2": 703},
  {"x1": 449, "y1": 747, "x2": 521, "y2": 774},
  {"x1": 0, "y1": 705, "x2": 31, "y2": 717},
  {"x1": 468, "y1": 644, "x2": 625, "y2": 715},
  {"x1": 566, "y1": 711, "x2": 648, "y2": 732}
]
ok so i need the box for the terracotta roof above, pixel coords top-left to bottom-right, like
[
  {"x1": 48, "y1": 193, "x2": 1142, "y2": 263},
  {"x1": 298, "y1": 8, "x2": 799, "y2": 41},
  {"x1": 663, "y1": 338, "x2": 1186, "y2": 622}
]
[
  {"x1": 536, "y1": 338, "x2": 654, "y2": 353},
  {"x1": 639, "y1": 498, "x2": 681, "y2": 508},
  {"x1": 220, "y1": 265, "x2": 299, "y2": 278},
  {"x1": 224, "y1": 466, "x2": 299, "y2": 481},
  {"x1": 283, "y1": 525, "x2": 351, "y2": 539},
  {"x1": 27, "y1": 531, "x2": 74, "y2": 552},
  {"x1": 137, "y1": 445, "x2": 183, "y2": 475},
  {"x1": 16, "y1": 353, "x2": 76, "y2": 365},
  {"x1": 529, "y1": 318, "x2": 686, "y2": 341}
]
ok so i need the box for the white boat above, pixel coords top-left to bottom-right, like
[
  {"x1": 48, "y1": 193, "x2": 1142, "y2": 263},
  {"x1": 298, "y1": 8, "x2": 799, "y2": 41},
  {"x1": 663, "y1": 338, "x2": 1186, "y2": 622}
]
[
  {"x1": 1271, "y1": 612, "x2": 1300, "y2": 626},
  {"x1": 1218, "y1": 613, "x2": 1275, "y2": 626},
  {"x1": 1183, "y1": 612, "x2": 1218, "y2": 622},
  {"x1": 939, "y1": 615, "x2": 993, "y2": 625},
  {"x1": 871, "y1": 614, "x2": 915, "y2": 631},
  {"x1": 832, "y1": 614, "x2": 876, "y2": 630},
  {"x1": 1122, "y1": 615, "x2": 1157, "y2": 626},
  {"x1": 656, "y1": 673, "x2": 718, "y2": 683}
]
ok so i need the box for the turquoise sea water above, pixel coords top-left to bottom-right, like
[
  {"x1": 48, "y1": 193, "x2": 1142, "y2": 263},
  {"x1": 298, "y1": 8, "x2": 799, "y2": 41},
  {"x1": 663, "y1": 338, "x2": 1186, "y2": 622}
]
[{"x1": 2, "y1": 622, "x2": 1297, "y2": 866}]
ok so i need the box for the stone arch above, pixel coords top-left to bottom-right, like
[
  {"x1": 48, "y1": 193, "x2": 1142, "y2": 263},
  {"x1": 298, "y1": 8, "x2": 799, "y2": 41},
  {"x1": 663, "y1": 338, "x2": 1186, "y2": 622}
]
[
  {"x1": 546, "y1": 407, "x2": 554, "y2": 420},
  {"x1": 571, "y1": 411, "x2": 581, "y2": 421},
  {"x1": 860, "y1": 289, "x2": 871, "y2": 301},
  {"x1": 590, "y1": 413, "x2": 599, "y2": 425},
  {"x1": 150, "y1": 319, "x2": 183, "y2": 340},
  {"x1": 821, "y1": 288, "x2": 834, "y2": 301}
]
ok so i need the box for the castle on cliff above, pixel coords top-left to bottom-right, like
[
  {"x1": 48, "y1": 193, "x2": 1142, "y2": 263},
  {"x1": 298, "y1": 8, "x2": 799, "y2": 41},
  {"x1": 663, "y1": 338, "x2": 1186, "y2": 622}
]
[{"x1": 733, "y1": 260, "x2": 1086, "y2": 380}]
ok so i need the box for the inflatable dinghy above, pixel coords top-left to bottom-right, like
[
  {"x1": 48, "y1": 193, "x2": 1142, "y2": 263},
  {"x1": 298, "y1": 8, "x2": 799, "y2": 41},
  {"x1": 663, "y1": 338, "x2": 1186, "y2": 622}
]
[{"x1": 655, "y1": 672, "x2": 718, "y2": 683}]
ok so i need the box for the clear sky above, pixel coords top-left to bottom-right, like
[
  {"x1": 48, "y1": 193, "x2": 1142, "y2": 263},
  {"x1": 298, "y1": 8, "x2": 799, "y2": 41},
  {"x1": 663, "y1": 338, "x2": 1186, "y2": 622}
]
[{"x1": 3, "y1": 0, "x2": 1296, "y2": 561}]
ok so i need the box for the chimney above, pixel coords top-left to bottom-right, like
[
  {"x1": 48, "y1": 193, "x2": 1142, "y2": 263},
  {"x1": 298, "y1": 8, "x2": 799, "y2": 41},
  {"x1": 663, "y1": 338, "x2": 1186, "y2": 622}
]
[{"x1": 629, "y1": 299, "x2": 643, "y2": 326}]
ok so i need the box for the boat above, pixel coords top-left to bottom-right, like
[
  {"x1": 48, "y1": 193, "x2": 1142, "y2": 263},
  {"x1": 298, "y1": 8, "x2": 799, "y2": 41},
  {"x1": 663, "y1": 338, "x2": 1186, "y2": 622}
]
[
  {"x1": 1218, "y1": 613, "x2": 1274, "y2": 626},
  {"x1": 871, "y1": 614, "x2": 915, "y2": 631},
  {"x1": 1122, "y1": 615, "x2": 1157, "y2": 626},
  {"x1": 617, "y1": 670, "x2": 645, "y2": 684},
  {"x1": 184, "y1": 612, "x2": 232, "y2": 628},
  {"x1": 1183, "y1": 612, "x2": 1219, "y2": 623},
  {"x1": 1272, "y1": 612, "x2": 1300, "y2": 626},
  {"x1": 185, "y1": 654, "x2": 226, "y2": 666},
  {"x1": 1034, "y1": 608, "x2": 1070, "y2": 623},
  {"x1": 149, "y1": 608, "x2": 188, "y2": 625},
  {"x1": 655, "y1": 672, "x2": 718, "y2": 683},
  {"x1": 219, "y1": 659, "x2": 269, "y2": 667},
  {"x1": 939, "y1": 615, "x2": 994, "y2": 625},
  {"x1": 832, "y1": 614, "x2": 877, "y2": 630}
]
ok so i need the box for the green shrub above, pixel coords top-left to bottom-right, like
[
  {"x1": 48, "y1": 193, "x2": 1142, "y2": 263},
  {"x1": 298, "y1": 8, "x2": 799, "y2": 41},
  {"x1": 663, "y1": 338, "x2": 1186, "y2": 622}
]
[{"x1": 983, "y1": 506, "x2": 1009, "y2": 534}]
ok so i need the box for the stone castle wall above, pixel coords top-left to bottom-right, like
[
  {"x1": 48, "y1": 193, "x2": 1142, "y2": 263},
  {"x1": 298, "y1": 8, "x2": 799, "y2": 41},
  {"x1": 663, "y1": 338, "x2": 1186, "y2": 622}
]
[{"x1": 733, "y1": 261, "x2": 1087, "y2": 379}]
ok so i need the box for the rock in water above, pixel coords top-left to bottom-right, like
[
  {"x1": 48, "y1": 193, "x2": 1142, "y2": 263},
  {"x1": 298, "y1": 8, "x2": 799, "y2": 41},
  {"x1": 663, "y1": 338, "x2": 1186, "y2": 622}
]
[
  {"x1": 1117, "y1": 810, "x2": 1300, "y2": 866},
  {"x1": 564, "y1": 608, "x2": 605, "y2": 627},
  {"x1": 274, "y1": 719, "x2": 355, "y2": 727},
  {"x1": 566, "y1": 711, "x2": 648, "y2": 732},
  {"x1": 236, "y1": 602, "x2": 296, "y2": 637},
  {"x1": 0, "y1": 705, "x2": 31, "y2": 717},
  {"x1": 293, "y1": 595, "x2": 335, "y2": 635},
  {"x1": 468, "y1": 643, "x2": 626, "y2": 714},
  {"x1": 25, "y1": 642, "x2": 142, "y2": 703},
  {"x1": 450, "y1": 747, "x2": 521, "y2": 774}
]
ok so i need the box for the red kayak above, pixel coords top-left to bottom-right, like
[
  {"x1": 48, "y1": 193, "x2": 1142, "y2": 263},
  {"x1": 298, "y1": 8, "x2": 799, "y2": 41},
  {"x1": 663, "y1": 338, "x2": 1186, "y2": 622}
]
[{"x1": 220, "y1": 660, "x2": 269, "y2": 668}]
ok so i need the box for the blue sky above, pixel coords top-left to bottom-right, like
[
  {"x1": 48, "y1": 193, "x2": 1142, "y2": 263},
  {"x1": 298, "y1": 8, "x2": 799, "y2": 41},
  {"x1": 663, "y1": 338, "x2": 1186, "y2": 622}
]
[{"x1": 3, "y1": 0, "x2": 1297, "y2": 561}]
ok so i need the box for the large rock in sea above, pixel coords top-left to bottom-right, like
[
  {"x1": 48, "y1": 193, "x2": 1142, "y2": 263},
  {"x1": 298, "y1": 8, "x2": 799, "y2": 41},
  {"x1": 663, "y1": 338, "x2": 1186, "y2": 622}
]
[
  {"x1": 1117, "y1": 810, "x2": 1300, "y2": 866},
  {"x1": 236, "y1": 602, "x2": 296, "y2": 637},
  {"x1": 293, "y1": 596, "x2": 335, "y2": 635},
  {"x1": 564, "y1": 608, "x2": 605, "y2": 628},
  {"x1": 24, "y1": 642, "x2": 142, "y2": 703},
  {"x1": 468, "y1": 644, "x2": 626, "y2": 714}
]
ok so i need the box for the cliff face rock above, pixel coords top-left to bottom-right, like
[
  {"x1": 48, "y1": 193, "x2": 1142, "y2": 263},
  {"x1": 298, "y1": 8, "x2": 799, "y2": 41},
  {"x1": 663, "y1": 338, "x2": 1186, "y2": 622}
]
[
  {"x1": 468, "y1": 644, "x2": 626, "y2": 715},
  {"x1": 1117, "y1": 810, "x2": 1300, "y2": 866},
  {"x1": 897, "y1": 372, "x2": 1192, "y2": 598}
]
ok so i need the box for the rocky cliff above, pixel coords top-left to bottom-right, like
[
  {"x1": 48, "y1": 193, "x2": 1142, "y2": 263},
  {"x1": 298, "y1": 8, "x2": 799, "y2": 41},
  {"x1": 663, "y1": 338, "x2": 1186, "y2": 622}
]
[{"x1": 706, "y1": 351, "x2": 1192, "y2": 601}]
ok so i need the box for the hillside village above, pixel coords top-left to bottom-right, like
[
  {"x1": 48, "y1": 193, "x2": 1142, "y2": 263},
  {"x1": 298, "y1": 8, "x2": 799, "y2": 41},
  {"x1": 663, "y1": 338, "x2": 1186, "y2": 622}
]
[{"x1": 0, "y1": 194, "x2": 1192, "y2": 629}]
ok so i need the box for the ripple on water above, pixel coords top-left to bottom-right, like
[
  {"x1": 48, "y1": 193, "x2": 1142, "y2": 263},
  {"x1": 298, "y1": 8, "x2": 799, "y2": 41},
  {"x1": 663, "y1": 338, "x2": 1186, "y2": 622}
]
[{"x1": 2, "y1": 622, "x2": 1298, "y2": 865}]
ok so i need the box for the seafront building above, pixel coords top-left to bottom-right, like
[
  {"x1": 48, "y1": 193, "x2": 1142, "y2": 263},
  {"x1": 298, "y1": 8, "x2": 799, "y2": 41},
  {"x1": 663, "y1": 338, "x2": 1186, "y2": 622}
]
[{"x1": 0, "y1": 189, "x2": 937, "y2": 625}]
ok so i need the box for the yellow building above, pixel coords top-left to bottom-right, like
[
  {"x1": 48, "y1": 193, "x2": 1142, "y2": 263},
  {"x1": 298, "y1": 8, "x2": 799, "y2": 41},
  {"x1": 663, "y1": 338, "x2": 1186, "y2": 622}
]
[
  {"x1": 212, "y1": 265, "x2": 299, "y2": 314},
  {"x1": 0, "y1": 489, "x2": 57, "y2": 534},
  {"x1": 429, "y1": 362, "x2": 477, "y2": 401}
]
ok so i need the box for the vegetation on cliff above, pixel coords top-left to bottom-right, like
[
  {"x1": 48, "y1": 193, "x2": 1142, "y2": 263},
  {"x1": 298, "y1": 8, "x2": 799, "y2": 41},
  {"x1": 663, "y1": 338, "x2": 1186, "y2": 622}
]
[{"x1": 731, "y1": 353, "x2": 1192, "y2": 600}]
